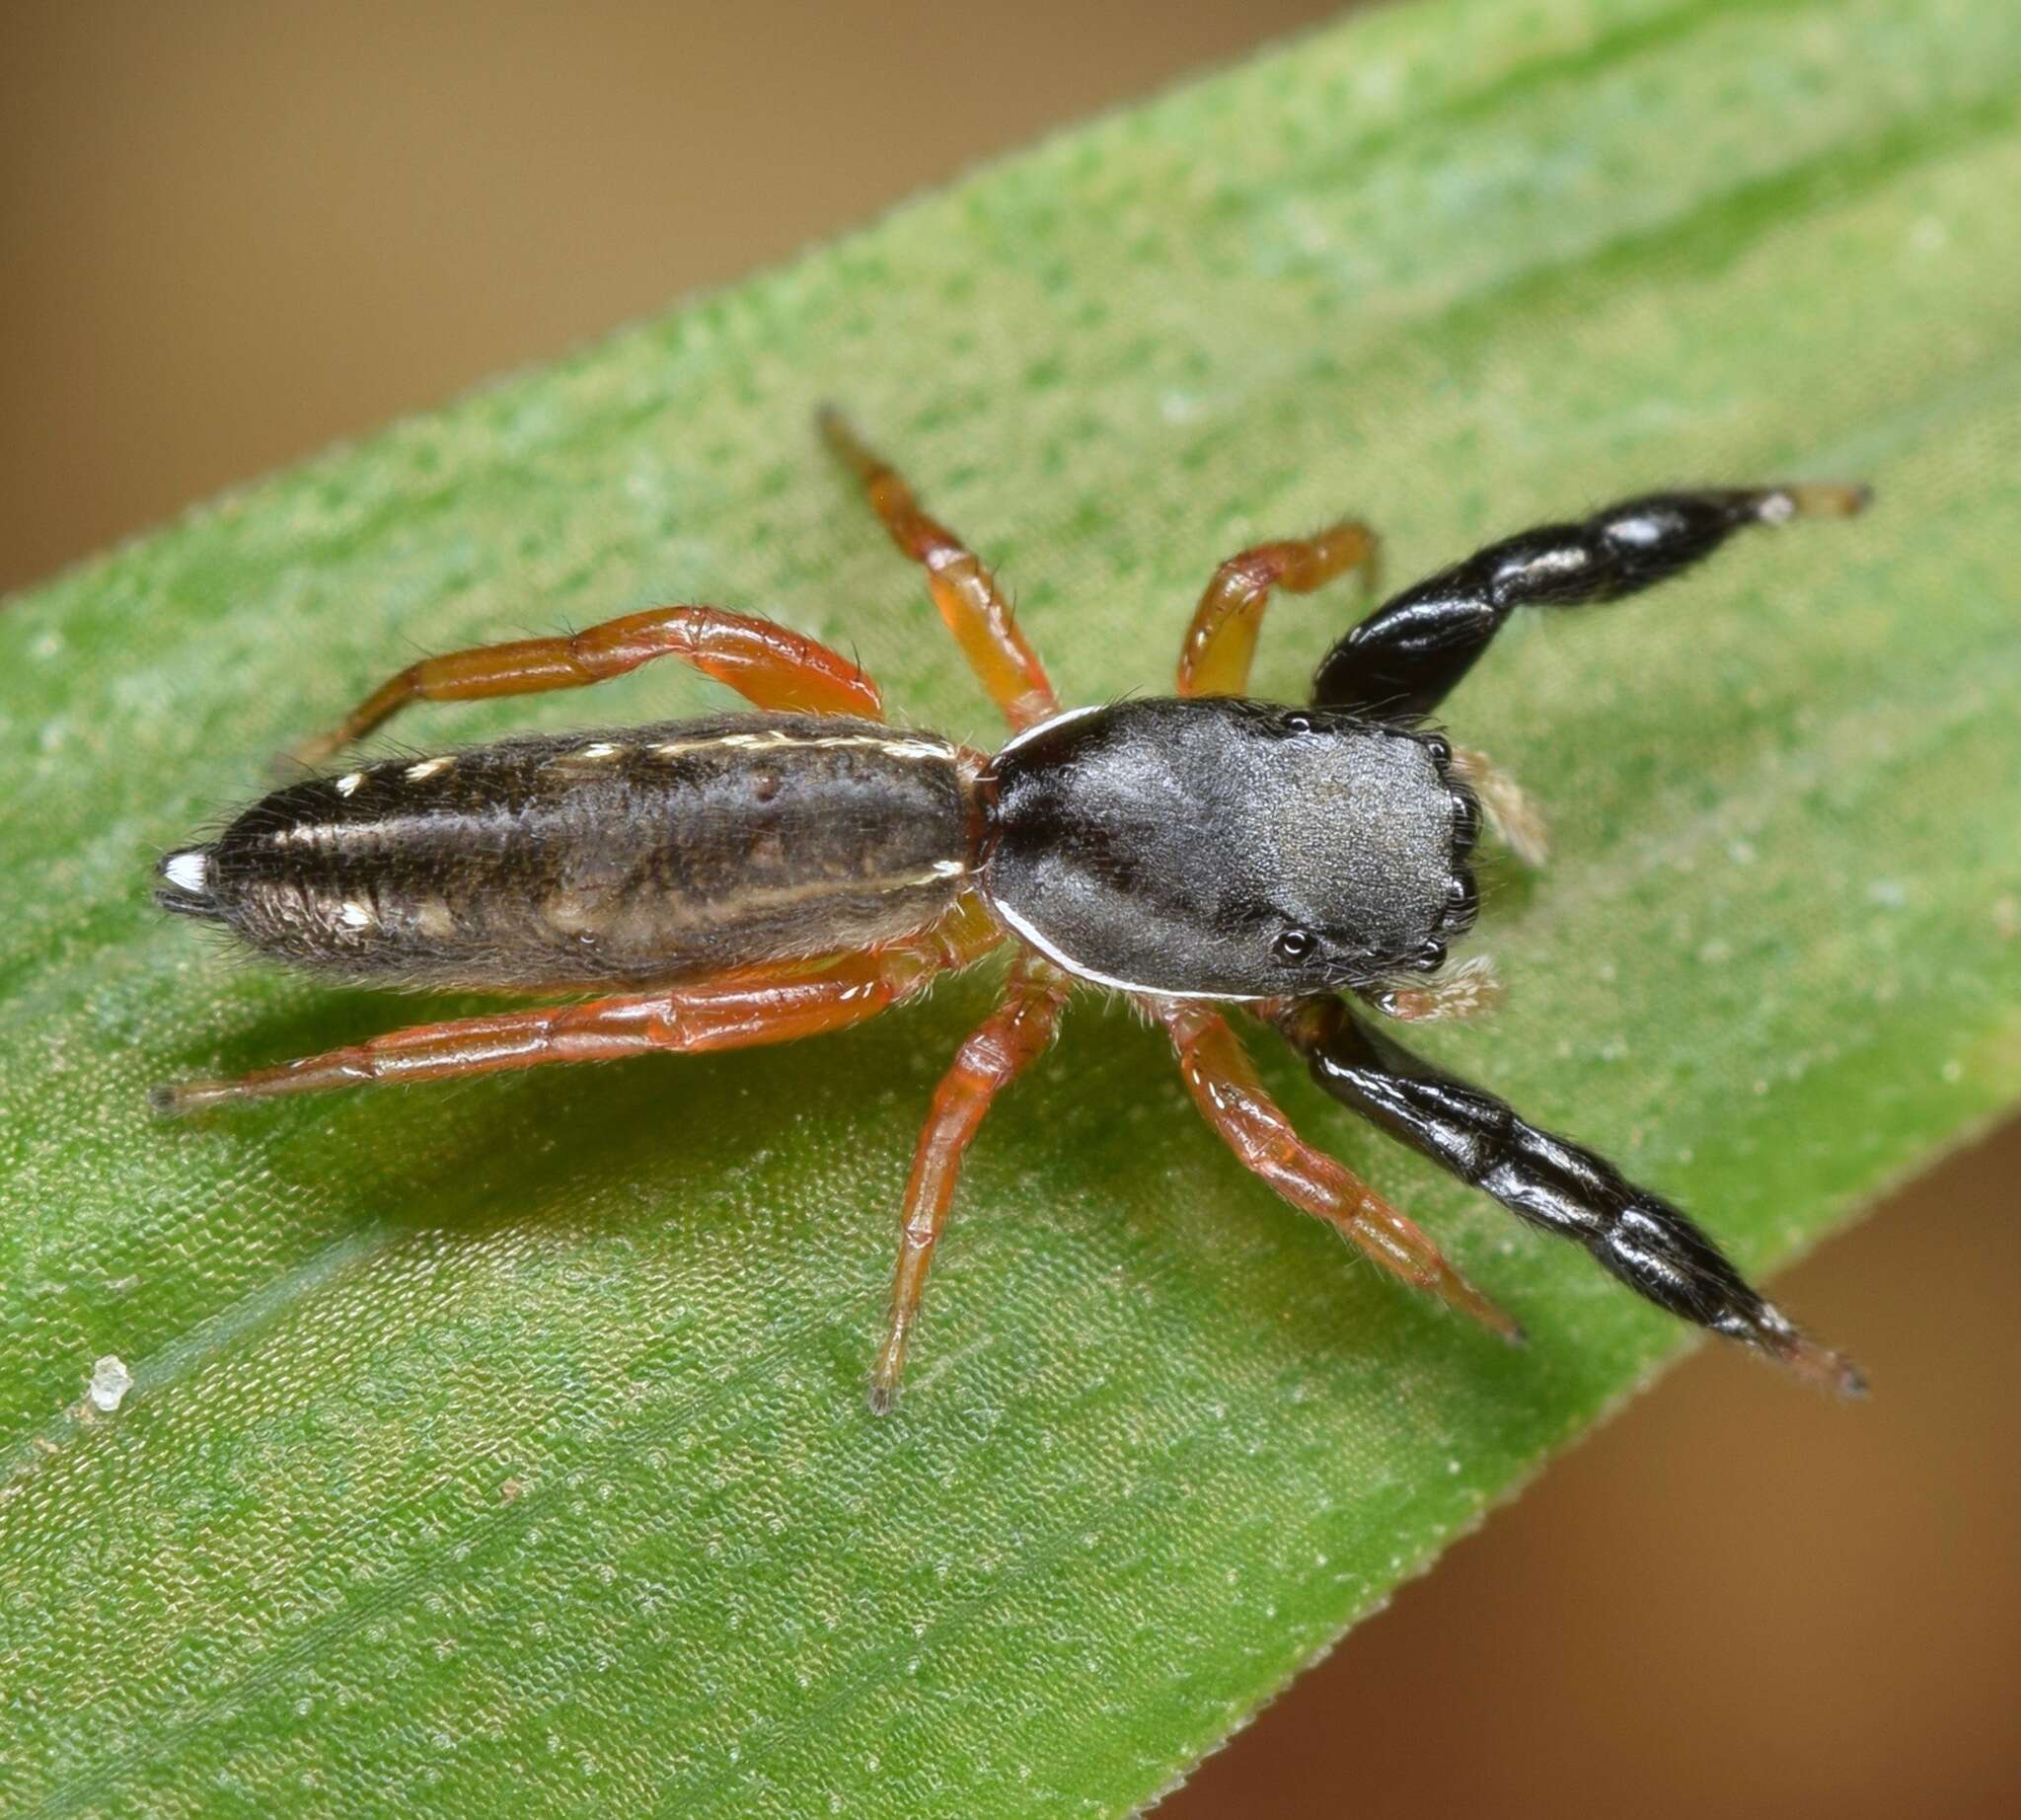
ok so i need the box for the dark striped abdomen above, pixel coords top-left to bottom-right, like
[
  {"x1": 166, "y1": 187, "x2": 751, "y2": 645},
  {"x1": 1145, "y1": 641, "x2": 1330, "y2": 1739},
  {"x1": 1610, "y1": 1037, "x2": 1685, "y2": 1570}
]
[{"x1": 157, "y1": 715, "x2": 975, "y2": 989}]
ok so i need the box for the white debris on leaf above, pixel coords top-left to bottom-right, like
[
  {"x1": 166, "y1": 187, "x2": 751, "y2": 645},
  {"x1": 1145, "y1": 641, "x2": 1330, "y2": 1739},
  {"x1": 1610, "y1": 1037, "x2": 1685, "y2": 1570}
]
[{"x1": 88, "y1": 1355, "x2": 133, "y2": 1413}]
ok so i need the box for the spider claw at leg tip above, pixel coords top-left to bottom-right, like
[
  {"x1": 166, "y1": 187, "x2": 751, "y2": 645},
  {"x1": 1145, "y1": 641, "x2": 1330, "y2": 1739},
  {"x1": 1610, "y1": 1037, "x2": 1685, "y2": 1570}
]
[{"x1": 1784, "y1": 1331, "x2": 1869, "y2": 1399}]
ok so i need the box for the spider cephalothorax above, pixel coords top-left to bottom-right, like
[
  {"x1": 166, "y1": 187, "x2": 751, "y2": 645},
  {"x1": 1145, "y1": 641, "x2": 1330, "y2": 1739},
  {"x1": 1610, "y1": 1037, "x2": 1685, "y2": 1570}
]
[
  {"x1": 985, "y1": 697, "x2": 1476, "y2": 998},
  {"x1": 155, "y1": 409, "x2": 1869, "y2": 1410}
]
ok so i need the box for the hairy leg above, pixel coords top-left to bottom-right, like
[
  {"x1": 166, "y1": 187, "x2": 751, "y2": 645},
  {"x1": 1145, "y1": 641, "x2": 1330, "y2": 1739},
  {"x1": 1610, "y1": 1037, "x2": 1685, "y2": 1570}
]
[
  {"x1": 1176, "y1": 520, "x2": 1380, "y2": 698},
  {"x1": 818, "y1": 407, "x2": 1060, "y2": 731},
  {"x1": 1270, "y1": 994, "x2": 1863, "y2": 1393},
  {"x1": 868, "y1": 956, "x2": 1072, "y2": 1413},
  {"x1": 153, "y1": 897, "x2": 1003, "y2": 1113},
  {"x1": 1314, "y1": 483, "x2": 1869, "y2": 721},
  {"x1": 1153, "y1": 998, "x2": 1522, "y2": 1341},
  {"x1": 294, "y1": 604, "x2": 884, "y2": 767}
]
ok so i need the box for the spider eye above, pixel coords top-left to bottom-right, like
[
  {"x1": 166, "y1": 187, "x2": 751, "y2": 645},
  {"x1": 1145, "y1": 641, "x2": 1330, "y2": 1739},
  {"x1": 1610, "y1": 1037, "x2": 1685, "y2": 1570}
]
[
  {"x1": 1272, "y1": 926, "x2": 1317, "y2": 963},
  {"x1": 1280, "y1": 712, "x2": 1313, "y2": 734}
]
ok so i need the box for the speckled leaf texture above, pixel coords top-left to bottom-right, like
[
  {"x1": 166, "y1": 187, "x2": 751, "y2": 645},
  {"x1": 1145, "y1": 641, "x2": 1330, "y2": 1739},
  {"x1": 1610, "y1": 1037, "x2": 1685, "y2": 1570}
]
[{"x1": 4, "y1": 0, "x2": 2020, "y2": 1813}]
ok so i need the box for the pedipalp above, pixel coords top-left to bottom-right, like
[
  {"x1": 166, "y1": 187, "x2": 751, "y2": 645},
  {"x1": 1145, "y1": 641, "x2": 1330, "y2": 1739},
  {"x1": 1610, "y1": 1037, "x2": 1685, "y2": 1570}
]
[
  {"x1": 1448, "y1": 745, "x2": 1550, "y2": 870},
  {"x1": 1362, "y1": 953, "x2": 1503, "y2": 1024}
]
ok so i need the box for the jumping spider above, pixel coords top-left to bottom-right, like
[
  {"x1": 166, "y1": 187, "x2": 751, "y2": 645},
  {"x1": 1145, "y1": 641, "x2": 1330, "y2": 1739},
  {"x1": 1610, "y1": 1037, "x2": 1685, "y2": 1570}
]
[{"x1": 155, "y1": 410, "x2": 1869, "y2": 1410}]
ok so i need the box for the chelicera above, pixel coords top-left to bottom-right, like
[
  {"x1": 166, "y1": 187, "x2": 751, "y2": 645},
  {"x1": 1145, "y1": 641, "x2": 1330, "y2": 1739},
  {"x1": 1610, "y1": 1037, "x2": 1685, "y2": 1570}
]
[{"x1": 154, "y1": 410, "x2": 1870, "y2": 1410}]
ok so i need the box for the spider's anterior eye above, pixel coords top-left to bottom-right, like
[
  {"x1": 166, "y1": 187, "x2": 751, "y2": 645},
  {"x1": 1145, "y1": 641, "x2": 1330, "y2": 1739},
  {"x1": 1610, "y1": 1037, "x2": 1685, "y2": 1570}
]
[
  {"x1": 1272, "y1": 926, "x2": 1318, "y2": 963},
  {"x1": 1443, "y1": 871, "x2": 1479, "y2": 933},
  {"x1": 1280, "y1": 712, "x2": 1313, "y2": 734},
  {"x1": 1449, "y1": 787, "x2": 1482, "y2": 854}
]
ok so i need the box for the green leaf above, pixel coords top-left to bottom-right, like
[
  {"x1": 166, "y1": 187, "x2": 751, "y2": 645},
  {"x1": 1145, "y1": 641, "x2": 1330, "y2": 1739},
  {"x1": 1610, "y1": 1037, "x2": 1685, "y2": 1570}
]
[{"x1": 5, "y1": 0, "x2": 2019, "y2": 1810}]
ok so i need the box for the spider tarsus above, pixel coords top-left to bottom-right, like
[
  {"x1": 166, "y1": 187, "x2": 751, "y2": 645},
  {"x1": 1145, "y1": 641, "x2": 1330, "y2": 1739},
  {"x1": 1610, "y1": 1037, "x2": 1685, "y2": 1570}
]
[
  {"x1": 867, "y1": 1323, "x2": 910, "y2": 1417},
  {"x1": 1762, "y1": 1321, "x2": 1868, "y2": 1399},
  {"x1": 150, "y1": 1078, "x2": 244, "y2": 1117},
  {"x1": 815, "y1": 403, "x2": 875, "y2": 480},
  {"x1": 1732, "y1": 1292, "x2": 1867, "y2": 1396},
  {"x1": 1442, "y1": 1272, "x2": 1527, "y2": 1347},
  {"x1": 1405, "y1": 1234, "x2": 1525, "y2": 1344},
  {"x1": 281, "y1": 725, "x2": 353, "y2": 774},
  {"x1": 1781, "y1": 481, "x2": 1872, "y2": 520}
]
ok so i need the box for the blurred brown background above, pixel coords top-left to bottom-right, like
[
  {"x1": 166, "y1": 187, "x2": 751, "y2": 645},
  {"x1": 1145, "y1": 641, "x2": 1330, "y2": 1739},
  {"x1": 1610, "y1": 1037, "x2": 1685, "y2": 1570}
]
[{"x1": 4, "y1": 4, "x2": 2015, "y2": 1814}]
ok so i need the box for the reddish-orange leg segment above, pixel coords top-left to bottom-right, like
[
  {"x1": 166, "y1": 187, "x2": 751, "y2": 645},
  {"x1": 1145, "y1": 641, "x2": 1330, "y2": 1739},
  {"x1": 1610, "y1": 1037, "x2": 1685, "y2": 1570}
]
[
  {"x1": 1176, "y1": 521, "x2": 1382, "y2": 698},
  {"x1": 153, "y1": 897, "x2": 1003, "y2": 1115},
  {"x1": 293, "y1": 605, "x2": 884, "y2": 767},
  {"x1": 819, "y1": 407, "x2": 1061, "y2": 732},
  {"x1": 868, "y1": 956, "x2": 1072, "y2": 1414},
  {"x1": 1152, "y1": 999, "x2": 1524, "y2": 1341}
]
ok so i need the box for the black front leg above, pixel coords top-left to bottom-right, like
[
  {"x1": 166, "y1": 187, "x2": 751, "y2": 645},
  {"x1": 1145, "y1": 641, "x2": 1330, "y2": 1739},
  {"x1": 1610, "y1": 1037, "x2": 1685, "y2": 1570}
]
[
  {"x1": 1312, "y1": 483, "x2": 1867, "y2": 721},
  {"x1": 1270, "y1": 996, "x2": 1863, "y2": 1394}
]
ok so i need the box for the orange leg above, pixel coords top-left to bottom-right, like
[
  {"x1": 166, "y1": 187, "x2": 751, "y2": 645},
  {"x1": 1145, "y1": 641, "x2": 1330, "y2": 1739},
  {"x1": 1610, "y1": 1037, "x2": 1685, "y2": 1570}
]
[
  {"x1": 294, "y1": 604, "x2": 885, "y2": 767},
  {"x1": 153, "y1": 897, "x2": 1003, "y2": 1114},
  {"x1": 819, "y1": 406, "x2": 1060, "y2": 732},
  {"x1": 867, "y1": 956, "x2": 1072, "y2": 1414},
  {"x1": 1176, "y1": 521, "x2": 1381, "y2": 698},
  {"x1": 1153, "y1": 999, "x2": 1523, "y2": 1341}
]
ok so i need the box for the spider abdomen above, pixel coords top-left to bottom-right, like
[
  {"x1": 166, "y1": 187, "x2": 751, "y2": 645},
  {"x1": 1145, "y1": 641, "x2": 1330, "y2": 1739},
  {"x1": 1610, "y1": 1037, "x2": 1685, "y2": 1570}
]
[{"x1": 158, "y1": 713, "x2": 976, "y2": 989}]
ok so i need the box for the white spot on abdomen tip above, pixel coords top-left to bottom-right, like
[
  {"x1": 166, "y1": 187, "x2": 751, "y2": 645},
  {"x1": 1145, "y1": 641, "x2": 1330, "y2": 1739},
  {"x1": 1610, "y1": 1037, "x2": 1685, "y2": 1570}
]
[
  {"x1": 338, "y1": 899, "x2": 377, "y2": 930},
  {"x1": 162, "y1": 849, "x2": 209, "y2": 894},
  {"x1": 405, "y1": 756, "x2": 454, "y2": 782},
  {"x1": 336, "y1": 772, "x2": 364, "y2": 797}
]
